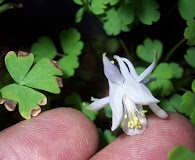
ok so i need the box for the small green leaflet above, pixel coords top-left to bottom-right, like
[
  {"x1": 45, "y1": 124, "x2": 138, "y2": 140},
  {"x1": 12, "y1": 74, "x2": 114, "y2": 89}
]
[
  {"x1": 0, "y1": 51, "x2": 63, "y2": 119},
  {"x1": 168, "y1": 146, "x2": 195, "y2": 160},
  {"x1": 185, "y1": 47, "x2": 195, "y2": 68},
  {"x1": 64, "y1": 93, "x2": 98, "y2": 121},
  {"x1": 103, "y1": 8, "x2": 130, "y2": 35},
  {"x1": 184, "y1": 20, "x2": 195, "y2": 46},
  {"x1": 59, "y1": 28, "x2": 84, "y2": 78},
  {"x1": 148, "y1": 63, "x2": 174, "y2": 96},
  {"x1": 179, "y1": 80, "x2": 195, "y2": 124},
  {"x1": 135, "y1": 0, "x2": 160, "y2": 25},
  {"x1": 31, "y1": 36, "x2": 57, "y2": 62},
  {"x1": 136, "y1": 38, "x2": 163, "y2": 63},
  {"x1": 90, "y1": 0, "x2": 109, "y2": 15},
  {"x1": 178, "y1": 0, "x2": 195, "y2": 20}
]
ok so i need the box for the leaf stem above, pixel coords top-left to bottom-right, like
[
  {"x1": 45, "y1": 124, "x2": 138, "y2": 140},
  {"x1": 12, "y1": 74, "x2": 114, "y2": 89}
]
[
  {"x1": 81, "y1": 0, "x2": 90, "y2": 14},
  {"x1": 164, "y1": 38, "x2": 186, "y2": 61}
]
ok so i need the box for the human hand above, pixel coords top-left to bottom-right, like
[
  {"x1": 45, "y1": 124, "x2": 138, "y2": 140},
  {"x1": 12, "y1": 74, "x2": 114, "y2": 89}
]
[{"x1": 0, "y1": 108, "x2": 194, "y2": 160}]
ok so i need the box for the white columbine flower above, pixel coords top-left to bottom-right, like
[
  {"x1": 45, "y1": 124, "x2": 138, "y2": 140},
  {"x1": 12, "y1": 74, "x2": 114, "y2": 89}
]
[{"x1": 87, "y1": 53, "x2": 168, "y2": 135}]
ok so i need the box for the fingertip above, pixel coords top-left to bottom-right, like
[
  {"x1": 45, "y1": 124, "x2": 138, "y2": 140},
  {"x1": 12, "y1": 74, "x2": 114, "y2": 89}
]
[
  {"x1": 91, "y1": 112, "x2": 195, "y2": 160},
  {"x1": 0, "y1": 107, "x2": 99, "y2": 160}
]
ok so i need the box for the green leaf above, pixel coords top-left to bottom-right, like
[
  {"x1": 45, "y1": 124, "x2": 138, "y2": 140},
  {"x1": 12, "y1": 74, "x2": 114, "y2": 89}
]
[
  {"x1": 64, "y1": 93, "x2": 98, "y2": 121},
  {"x1": 31, "y1": 36, "x2": 57, "y2": 62},
  {"x1": 135, "y1": 0, "x2": 160, "y2": 25},
  {"x1": 5, "y1": 51, "x2": 34, "y2": 84},
  {"x1": 168, "y1": 146, "x2": 195, "y2": 160},
  {"x1": 108, "y1": 0, "x2": 119, "y2": 6},
  {"x1": 180, "y1": 91, "x2": 195, "y2": 116},
  {"x1": 103, "y1": 8, "x2": 130, "y2": 35},
  {"x1": 169, "y1": 63, "x2": 183, "y2": 79},
  {"x1": 178, "y1": 0, "x2": 195, "y2": 20},
  {"x1": 118, "y1": 3, "x2": 135, "y2": 25},
  {"x1": 60, "y1": 28, "x2": 84, "y2": 56},
  {"x1": 104, "y1": 104, "x2": 112, "y2": 118},
  {"x1": 184, "y1": 47, "x2": 195, "y2": 68},
  {"x1": 0, "y1": 0, "x2": 4, "y2": 4},
  {"x1": 75, "y1": 7, "x2": 85, "y2": 23},
  {"x1": 192, "y1": 79, "x2": 195, "y2": 93},
  {"x1": 82, "y1": 102, "x2": 98, "y2": 121},
  {"x1": 22, "y1": 58, "x2": 63, "y2": 94},
  {"x1": 152, "y1": 63, "x2": 173, "y2": 79},
  {"x1": 136, "y1": 38, "x2": 163, "y2": 63},
  {"x1": 90, "y1": 0, "x2": 108, "y2": 15},
  {"x1": 58, "y1": 55, "x2": 79, "y2": 78},
  {"x1": 1, "y1": 51, "x2": 63, "y2": 119},
  {"x1": 161, "y1": 94, "x2": 182, "y2": 112},
  {"x1": 0, "y1": 84, "x2": 46, "y2": 119},
  {"x1": 0, "y1": 3, "x2": 14, "y2": 14},
  {"x1": 148, "y1": 63, "x2": 174, "y2": 96},
  {"x1": 184, "y1": 20, "x2": 195, "y2": 46},
  {"x1": 73, "y1": 0, "x2": 83, "y2": 5},
  {"x1": 103, "y1": 130, "x2": 116, "y2": 144},
  {"x1": 148, "y1": 77, "x2": 173, "y2": 96}
]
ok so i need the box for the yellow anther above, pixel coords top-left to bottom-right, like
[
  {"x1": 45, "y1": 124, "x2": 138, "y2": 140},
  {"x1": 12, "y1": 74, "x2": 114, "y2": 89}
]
[
  {"x1": 124, "y1": 114, "x2": 127, "y2": 119},
  {"x1": 121, "y1": 122, "x2": 124, "y2": 127},
  {"x1": 142, "y1": 110, "x2": 147, "y2": 114}
]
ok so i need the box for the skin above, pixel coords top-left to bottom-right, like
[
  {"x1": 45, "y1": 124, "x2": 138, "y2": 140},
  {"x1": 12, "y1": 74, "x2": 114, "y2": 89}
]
[{"x1": 0, "y1": 108, "x2": 194, "y2": 160}]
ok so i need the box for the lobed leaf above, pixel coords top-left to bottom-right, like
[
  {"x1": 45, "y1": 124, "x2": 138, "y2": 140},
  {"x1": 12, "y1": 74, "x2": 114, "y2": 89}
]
[
  {"x1": 58, "y1": 55, "x2": 79, "y2": 78},
  {"x1": 31, "y1": 36, "x2": 57, "y2": 62},
  {"x1": 90, "y1": 0, "x2": 109, "y2": 15},
  {"x1": 75, "y1": 7, "x2": 85, "y2": 23},
  {"x1": 60, "y1": 28, "x2": 84, "y2": 56},
  {"x1": 184, "y1": 20, "x2": 195, "y2": 46},
  {"x1": 178, "y1": 0, "x2": 195, "y2": 20},
  {"x1": 184, "y1": 47, "x2": 195, "y2": 68},
  {"x1": 22, "y1": 58, "x2": 63, "y2": 94},
  {"x1": 1, "y1": 51, "x2": 63, "y2": 119},
  {"x1": 169, "y1": 63, "x2": 183, "y2": 79},
  {"x1": 135, "y1": 0, "x2": 160, "y2": 25},
  {"x1": 103, "y1": 8, "x2": 130, "y2": 35},
  {"x1": 108, "y1": 0, "x2": 119, "y2": 6},
  {"x1": 148, "y1": 63, "x2": 174, "y2": 96},
  {"x1": 5, "y1": 51, "x2": 34, "y2": 84},
  {"x1": 136, "y1": 38, "x2": 163, "y2": 63},
  {"x1": 1, "y1": 84, "x2": 46, "y2": 119},
  {"x1": 118, "y1": 3, "x2": 135, "y2": 25}
]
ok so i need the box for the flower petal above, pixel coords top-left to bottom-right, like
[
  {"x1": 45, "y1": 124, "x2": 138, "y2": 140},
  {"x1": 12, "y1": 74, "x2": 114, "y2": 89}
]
[
  {"x1": 149, "y1": 103, "x2": 168, "y2": 118},
  {"x1": 137, "y1": 54, "x2": 157, "y2": 82},
  {"x1": 103, "y1": 53, "x2": 123, "y2": 84},
  {"x1": 124, "y1": 81, "x2": 159, "y2": 105},
  {"x1": 114, "y1": 55, "x2": 134, "y2": 82},
  {"x1": 108, "y1": 80, "x2": 124, "y2": 131},
  {"x1": 87, "y1": 97, "x2": 109, "y2": 111},
  {"x1": 121, "y1": 57, "x2": 139, "y2": 80}
]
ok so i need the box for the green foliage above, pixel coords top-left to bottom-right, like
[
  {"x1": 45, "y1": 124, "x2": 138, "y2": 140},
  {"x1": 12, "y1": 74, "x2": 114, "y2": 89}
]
[
  {"x1": 185, "y1": 47, "x2": 195, "y2": 68},
  {"x1": 31, "y1": 37, "x2": 57, "y2": 62},
  {"x1": 179, "y1": 80, "x2": 195, "y2": 124},
  {"x1": 103, "y1": 129, "x2": 116, "y2": 143},
  {"x1": 178, "y1": 0, "x2": 195, "y2": 20},
  {"x1": 135, "y1": 0, "x2": 160, "y2": 25},
  {"x1": 103, "y1": 8, "x2": 130, "y2": 36},
  {"x1": 148, "y1": 63, "x2": 174, "y2": 96},
  {"x1": 64, "y1": 93, "x2": 98, "y2": 121},
  {"x1": 168, "y1": 146, "x2": 195, "y2": 160},
  {"x1": 0, "y1": 51, "x2": 63, "y2": 119},
  {"x1": 31, "y1": 28, "x2": 84, "y2": 78},
  {"x1": 73, "y1": 0, "x2": 160, "y2": 35},
  {"x1": 160, "y1": 94, "x2": 182, "y2": 112},
  {"x1": 104, "y1": 104, "x2": 112, "y2": 118},
  {"x1": 136, "y1": 38, "x2": 163, "y2": 63},
  {"x1": 0, "y1": 0, "x2": 21, "y2": 14},
  {"x1": 184, "y1": 20, "x2": 195, "y2": 46}
]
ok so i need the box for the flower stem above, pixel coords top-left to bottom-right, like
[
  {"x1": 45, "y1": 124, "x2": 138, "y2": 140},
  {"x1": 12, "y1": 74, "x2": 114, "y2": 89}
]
[
  {"x1": 164, "y1": 38, "x2": 186, "y2": 62},
  {"x1": 118, "y1": 38, "x2": 131, "y2": 59}
]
